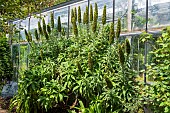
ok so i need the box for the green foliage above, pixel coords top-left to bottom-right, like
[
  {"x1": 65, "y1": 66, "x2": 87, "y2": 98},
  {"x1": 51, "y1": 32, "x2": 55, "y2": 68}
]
[
  {"x1": 116, "y1": 18, "x2": 121, "y2": 39},
  {"x1": 74, "y1": 7, "x2": 77, "y2": 22},
  {"x1": 0, "y1": 35, "x2": 13, "y2": 82},
  {"x1": 78, "y1": 6, "x2": 81, "y2": 24},
  {"x1": 109, "y1": 22, "x2": 114, "y2": 44},
  {"x1": 142, "y1": 29, "x2": 170, "y2": 113},
  {"x1": 61, "y1": 28, "x2": 66, "y2": 36},
  {"x1": 90, "y1": 4, "x2": 93, "y2": 22},
  {"x1": 11, "y1": 3, "x2": 141, "y2": 113},
  {"x1": 50, "y1": 12, "x2": 55, "y2": 29},
  {"x1": 57, "y1": 16, "x2": 61, "y2": 32},
  {"x1": 102, "y1": 5, "x2": 106, "y2": 25}
]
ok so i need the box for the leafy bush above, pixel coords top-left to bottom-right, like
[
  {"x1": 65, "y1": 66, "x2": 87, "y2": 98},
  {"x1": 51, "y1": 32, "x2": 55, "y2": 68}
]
[
  {"x1": 142, "y1": 27, "x2": 170, "y2": 113},
  {"x1": 0, "y1": 35, "x2": 13, "y2": 82},
  {"x1": 10, "y1": 4, "x2": 142, "y2": 113}
]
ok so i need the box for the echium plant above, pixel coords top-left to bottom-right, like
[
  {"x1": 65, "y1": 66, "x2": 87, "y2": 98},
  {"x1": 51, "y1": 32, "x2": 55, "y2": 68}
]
[
  {"x1": 71, "y1": 8, "x2": 75, "y2": 24},
  {"x1": 92, "y1": 10, "x2": 97, "y2": 33},
  {"x1": 74, "y1": 7, "x2": 77, "y2": 22},
  {"x1": 83, "y1": 12, "x2": 86, "y2": 24},
  {"x1": 38, "y1": 21, "x2": 43, "y2": 35},
  {"x1": 57, "y1": 16, "x2": 61, "y2": 32},
  {"x1": 118, "y1": 44, "x2": 125, "y2": 66},
  {"x1": 125, "y1": 38, "x2": 131, "y2": 56},
  {"x1": 50, "y1": 12, "x2": 54, "y2": 29},
  {"x1": 109, "y1": 22, "x2": 114, "y2": 44},
  {"x1": 34, "y1": 29, "x2": 39, "y2": 41},
  {"x1": 90, "y1": 4, "x2": 93, "y2": 22},
  {"x1": 47, "y1": 24, "x2": 51, "y2": 34},
  {"x1": 95, "y1": 3, "x2": 98, "y2": 19},
  {"x1": 42, "y1": 18, "x2": 46, "y2": 34},
  {"x1": 88, "y1": 52, "x2": 93, "y2": 71},
  {"x1": 72, "y1": 17, "x2": 78, "y2": 36},
  {"x1": 102, "y1": 5, "x2": 106, "y2": 25},
  {"x1": 85, "y1": 6, "x2": 89, "y2": 24},
  {"x1": 116, "y1": 18, "x2": 121, "y2": 39},
  {"x1": 78, "y1": 6, "x2": 81, "y2": 24}
]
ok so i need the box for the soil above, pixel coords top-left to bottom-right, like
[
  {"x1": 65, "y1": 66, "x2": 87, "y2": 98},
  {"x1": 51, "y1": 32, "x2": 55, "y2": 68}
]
[{"x1": 0, "y1": 96, "x2": 16, "y2": 113}]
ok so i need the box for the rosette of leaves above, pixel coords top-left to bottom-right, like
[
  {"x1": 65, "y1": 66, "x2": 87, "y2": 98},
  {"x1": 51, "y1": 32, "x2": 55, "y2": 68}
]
[
  {"x1": 116, "y1": 18, "x2": 121, "y2": 39},
  {"x1": 125, "y1": 38, "x2": 131, "y2": 56},
  {"x1": 50, "y1": 12, "x2": 54, "y2": 29},
  {"x1": 38, "y1": 21, "x2": 43, "y2": 35},
  {"x1": 47, "y1": 24, "x2": 51, "y2": 34},
  {"x1": 118, "y1": 44, "x2": 125, "y2": 65},
  {"x1": 57, "y1": 16, "x2": 61, "y2": 32},
  {"x1": 78, "y1": 6, "x2": 81, "y2": 24},
  {"x1": 74, "y1": 7, "x2": 77, "y2": 22},
  {"x1": 95, "y1": 3, "x2": 98, "y2": 19},
  {"x1": 88, "y1": 52, "x2": 93, "y2": 71},
  {"x1": 109, "y1": 22, "x2": 114, "y2": 44},
  {"x1": 34, "y1": 29, "x2": 39, "y2": 41},
  {"x1": 42, "y1": 18, "x2": 46, "y2": 34},
  {"x1": 90, "y1": 4, "x2": 93, "y2": 22},
  {"x1": 102, "y1": 5, "x2": 106, "y2": 25},
  {"x1": 71, "y1": 8, "x2": 75, "y2": 24}
]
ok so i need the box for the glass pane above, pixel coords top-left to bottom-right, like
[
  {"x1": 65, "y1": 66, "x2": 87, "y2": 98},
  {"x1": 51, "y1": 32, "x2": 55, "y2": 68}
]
[
  {"x1": 115, "y1": 0, "x2": 128, "y2": 32},
  {"x1": 12, "y1": 45, "x2": 19, "y2": 78},
  {"x1": 148, "y1": 0, "x2": 170, "y2": 30},
  {"x1": 12, "y1": 21, "x2": 20, "y2": 43},
  {"x1": 20, "y1": 45, "x2": 28, "y2": 71},
  {"x1": 20, "y1": 18, "x2": 29, "y2": 41},
  {"x1": 132, "y1": 0, "x2": 146, "y2": 31}
]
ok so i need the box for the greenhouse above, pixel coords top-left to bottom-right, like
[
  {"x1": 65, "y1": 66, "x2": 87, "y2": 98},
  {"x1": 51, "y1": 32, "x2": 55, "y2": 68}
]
[{"x1": 0, "y1": 0, "x2": 170, "y2": 112}]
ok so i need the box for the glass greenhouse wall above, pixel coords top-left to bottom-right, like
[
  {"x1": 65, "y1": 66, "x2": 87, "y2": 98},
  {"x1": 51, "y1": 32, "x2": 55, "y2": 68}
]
[{"x1": 11, "y1": 0, "x2": 170, "y2": 75}]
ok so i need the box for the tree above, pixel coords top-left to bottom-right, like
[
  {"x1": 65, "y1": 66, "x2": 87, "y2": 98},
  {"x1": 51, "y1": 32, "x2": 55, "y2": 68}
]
[
  {"x1": 102, "y1": 5, "x2": 106, "y2": 25},
  {"x1": 0, "y1": 35, "x2": 13, "y2": 81},
  {"x1": 90, "y1": 4, "x2": 93, "y2": 22}
]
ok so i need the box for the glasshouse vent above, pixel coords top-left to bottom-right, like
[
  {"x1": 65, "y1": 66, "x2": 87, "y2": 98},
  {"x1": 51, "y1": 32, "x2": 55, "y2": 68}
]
[{"x1": 0, "y1": 0, "x2": 170, "y2": 113}]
